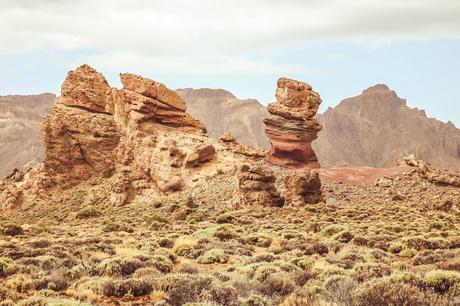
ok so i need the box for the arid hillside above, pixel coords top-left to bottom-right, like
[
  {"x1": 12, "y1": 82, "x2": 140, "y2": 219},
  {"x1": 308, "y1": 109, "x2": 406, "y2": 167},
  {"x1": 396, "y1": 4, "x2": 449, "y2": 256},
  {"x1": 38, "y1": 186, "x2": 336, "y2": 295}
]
[
  {"x1": 176, "y1": 88, "x2": 270, "y2": 149},
  {"x1": 313, "y1": 85, "x2": 460, "y2": 171},
  {"x1": 0, "y1": 94, "x2": 55, "y2": 177}
]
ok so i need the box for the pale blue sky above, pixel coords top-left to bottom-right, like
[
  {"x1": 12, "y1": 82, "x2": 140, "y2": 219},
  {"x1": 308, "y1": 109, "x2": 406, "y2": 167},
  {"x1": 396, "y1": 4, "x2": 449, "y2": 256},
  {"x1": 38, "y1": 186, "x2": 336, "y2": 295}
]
[{"x1": 1, "y1": 0, "x2": 459, "y2": 126}]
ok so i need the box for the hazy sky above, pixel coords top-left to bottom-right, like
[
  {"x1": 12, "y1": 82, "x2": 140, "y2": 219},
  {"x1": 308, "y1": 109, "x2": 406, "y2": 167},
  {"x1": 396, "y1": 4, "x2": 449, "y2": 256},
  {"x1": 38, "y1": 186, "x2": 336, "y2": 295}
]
[{"x1": 1, "y1": 0, "x2": 459, "y2": 126}]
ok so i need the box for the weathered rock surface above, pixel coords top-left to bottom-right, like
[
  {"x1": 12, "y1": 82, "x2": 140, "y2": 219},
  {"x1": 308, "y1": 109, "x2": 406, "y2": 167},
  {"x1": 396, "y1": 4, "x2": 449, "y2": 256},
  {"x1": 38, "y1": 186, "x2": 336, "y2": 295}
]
[
  {"x1": 1, "y1": 65, "x2": 267, "y2": 210},
  {"x1": 264, "y1": 78, "x2": 322, "y2": 169},
  {"x1": 234, "y1": 164, "x2": 284, "y2": 207},
  {"x1": 276, "y1": 171, "x2": 322, "y2": 205}
]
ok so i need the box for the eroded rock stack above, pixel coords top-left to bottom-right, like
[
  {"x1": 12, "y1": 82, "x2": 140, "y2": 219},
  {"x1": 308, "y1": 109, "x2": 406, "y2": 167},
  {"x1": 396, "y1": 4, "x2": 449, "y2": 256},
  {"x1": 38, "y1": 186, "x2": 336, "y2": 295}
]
[{"x1": 264, "y1": 78, "x2": 322, "y2": 169}]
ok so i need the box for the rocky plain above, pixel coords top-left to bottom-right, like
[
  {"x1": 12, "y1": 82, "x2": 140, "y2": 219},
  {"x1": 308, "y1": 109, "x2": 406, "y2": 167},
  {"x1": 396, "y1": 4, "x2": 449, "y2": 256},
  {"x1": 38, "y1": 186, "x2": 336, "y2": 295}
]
[{"x1": 0, "y1": 65, "x2": 460, "y2": 306}]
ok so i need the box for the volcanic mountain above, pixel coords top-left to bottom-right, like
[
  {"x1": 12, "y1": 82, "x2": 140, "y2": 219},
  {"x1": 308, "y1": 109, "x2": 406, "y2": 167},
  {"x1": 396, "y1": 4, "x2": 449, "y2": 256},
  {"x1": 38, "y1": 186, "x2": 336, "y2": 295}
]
[{"x1": 313, "y1": 85, "x2": 460, "y2": 171}]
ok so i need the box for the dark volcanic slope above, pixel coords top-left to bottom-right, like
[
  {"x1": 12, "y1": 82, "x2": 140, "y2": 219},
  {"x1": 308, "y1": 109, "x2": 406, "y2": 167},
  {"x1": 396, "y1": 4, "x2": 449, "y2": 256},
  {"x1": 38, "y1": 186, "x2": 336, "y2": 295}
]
[
  {"x1": 0, "y1": 93, "x2": 56, "y2": 177},
  {"x1": 177, "y1": 88, "x2": 270, "y2": 149},
  {"x1": 313, "y1": 84, "x2": 460, "y2": 171}
]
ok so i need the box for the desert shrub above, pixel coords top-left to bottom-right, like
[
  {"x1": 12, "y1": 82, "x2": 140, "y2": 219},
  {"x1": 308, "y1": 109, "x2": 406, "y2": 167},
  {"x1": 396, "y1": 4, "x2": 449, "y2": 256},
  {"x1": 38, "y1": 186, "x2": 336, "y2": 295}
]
[
  {"x1": 353, "y1": 280, "x2": 425, "y2": 306},
  {"x1": 239, "y1": 294, "x2": 271, "y2": 306},
  {"x1": 1, "y1": 223, "x2": 24, "y2": 236},
  {"x1": 324, "y1": 275, "x2": 357, "y2": 306},
  {"x1": 290, "y1": 256, "x2": 312, "y2": 271},
  {"x1": 0, "y1": 257, "x2": 17, "y2": 277},
  {"x1": 321, "y1": 224, "x2": 346, "y2": 238},
  {"x1": 254, "y1": 265, "x2": 281, "y2": 282},
  {"x1": 258, "y1": 272, "x2": 296, "y2": 297},
  {"x1": 390, "y1": 272, "x2": 425, "y2": 288},
  {"x1": 158, "y1": 238, "x2": 175, "y2": 248},
  {"x1": 187, "y1": 211, "x2": 207, "y2": 224},
  {"x1": 216, "y1": 212, "x2": 234, "y2": 224},
  {"x1": 209, "y1": 284, "x2": 238, "y2": 306},
  {"x1": 399, "y1": 248, "x2": 418, "y2": 258},
  {"x1": 95, "y1": 256, "x2": 144, "y2": 277},
  {"x1": 438, "y1": 258, "x2": 460, "y2": 272},
  {"x1": 353, "y1": 263, "x2": 392, "y2": 282},
  {"x1": 246, "y1": 233, "x2": 272, "y2": 247},
  {"x1": 154, "y1": 248, "x2": 177, "y2": 263},
  {"x1": 198, "y1": 249, "x2": 228, "y2": 264},
  {"x1": 413, "y1": 249, "x2": 450, "y2": 265},
  {"x1": 388, "y1": 241, "x2": 404, "y2": 254},
  {"x1": 102, "y1": 222, "x2": 134, "y2": 233},
  {"x1": 151, "y1": 255, "x2": 173, "y2": 273},
  {"x1": 34, "y1": 270, "x2": 69, "y2": 291},
  {"x1": 102, "y1": 278, "x2": 152, "y2": 297},
  {"x1": 157, "y1": 274, "x2": 217, "y2": 306},
  {"x1": 75, "y1": 206, "x2": 100, "y2": 219},
  {"x1": 332, "y1": 231, "x2": 354, "y2": 243},
  {"x1": 213, "y1": 225, "x2": 237, "y2": 241},
  {"x1": 351, "y1": 236, "x2": 369, "y2": 246},
  {"x1": 303, "y1": 242, "x2": 328, "y2": 255},
  {"x1": 424, "y1": 270, "x2": 460, "y2": 294}
]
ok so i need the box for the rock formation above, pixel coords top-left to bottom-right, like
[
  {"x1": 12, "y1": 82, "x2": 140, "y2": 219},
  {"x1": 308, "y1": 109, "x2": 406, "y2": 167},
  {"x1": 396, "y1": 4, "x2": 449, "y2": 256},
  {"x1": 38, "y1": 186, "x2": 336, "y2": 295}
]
[
  {"x1": 276, "y1": 171, "x2": 322, "y2": 205},
  {"x1": 234, "y1": 164, "x2": 284, "y2": 207},
  {"x1": 264, "y1": 78, "x2": 322, "y2": 169},
  {"x1": 0, "y1": 93, "x2": 55, "y2": 177},
  {"x1": 400, "y1": 154, "x2": 460, "y2": 187},
  {"x1": 1, "y1": 65, "x2": 267, "y2": 209}
]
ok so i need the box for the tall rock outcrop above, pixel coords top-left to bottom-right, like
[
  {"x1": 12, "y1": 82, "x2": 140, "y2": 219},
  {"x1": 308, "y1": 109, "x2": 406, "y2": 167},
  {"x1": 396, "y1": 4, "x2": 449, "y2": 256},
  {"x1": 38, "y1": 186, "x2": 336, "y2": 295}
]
[
  {"x1": 264, "y1": 78, "x2": 322, "y2": 169},
  {"x1": 2, "y1": 64, "x2": 267, "y2": 209}
]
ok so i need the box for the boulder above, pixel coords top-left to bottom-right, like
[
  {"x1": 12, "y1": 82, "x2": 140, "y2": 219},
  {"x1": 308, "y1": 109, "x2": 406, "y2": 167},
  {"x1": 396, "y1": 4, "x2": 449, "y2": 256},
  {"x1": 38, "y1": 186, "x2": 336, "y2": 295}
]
[
  {"x1": 276, "y1": 171, "x2": 322, "y2": 205},
  {"x1": 234, "y1": 164, "x2": 284, "y2": 207},
  {"x1": 185, "y1": 144, "x2": 216, "y2": 167}
]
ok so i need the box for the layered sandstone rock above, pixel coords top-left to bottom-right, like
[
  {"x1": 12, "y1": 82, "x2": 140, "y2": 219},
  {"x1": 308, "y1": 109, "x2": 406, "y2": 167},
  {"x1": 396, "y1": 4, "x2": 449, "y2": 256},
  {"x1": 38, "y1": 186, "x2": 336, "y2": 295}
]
[
  {"x1": 1, "y1": 65, "x2": 267, "y2": 210},
  {"x1": 234, "y1": 164, "x2": 284, "y2": 207},
  {"x1": 264, "y1": 78, "x2": 322, "y2": 169}
]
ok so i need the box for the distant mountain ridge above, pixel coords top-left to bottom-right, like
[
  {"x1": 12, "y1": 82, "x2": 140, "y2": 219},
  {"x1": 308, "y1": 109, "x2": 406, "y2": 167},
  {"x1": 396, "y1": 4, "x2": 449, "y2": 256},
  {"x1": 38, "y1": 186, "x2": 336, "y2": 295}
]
[
  {"x1": 0, "y1": 93, "x2": 56, "y2": 177},
  {"x1": 176, "y1": 88, "x2": 270, "y2": 149},
  {"x1": 313, "y1": 84, "x2": 460, "y2": 171},
  {"x1": 1, "y1": 85, "x2": 459, "y2": 177}
]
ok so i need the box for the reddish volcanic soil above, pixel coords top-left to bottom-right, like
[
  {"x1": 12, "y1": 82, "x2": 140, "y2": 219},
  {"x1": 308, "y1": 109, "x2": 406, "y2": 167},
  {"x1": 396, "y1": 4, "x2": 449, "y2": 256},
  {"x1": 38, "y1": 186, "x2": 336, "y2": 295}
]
[{"x1": 316, "y1": 165, "x2": 415, "y2": 186}]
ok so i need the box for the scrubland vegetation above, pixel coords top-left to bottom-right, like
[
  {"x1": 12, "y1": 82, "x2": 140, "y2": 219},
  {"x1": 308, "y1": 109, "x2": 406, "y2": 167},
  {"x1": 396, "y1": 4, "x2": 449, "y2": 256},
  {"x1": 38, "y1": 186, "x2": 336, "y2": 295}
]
[{"x1": 0, "y1": 174, "x2": 459, "y2": 305}]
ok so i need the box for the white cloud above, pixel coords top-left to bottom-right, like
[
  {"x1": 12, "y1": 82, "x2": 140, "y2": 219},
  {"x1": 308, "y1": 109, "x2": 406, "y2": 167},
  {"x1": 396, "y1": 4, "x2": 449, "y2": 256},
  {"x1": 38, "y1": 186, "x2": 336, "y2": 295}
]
[{"x1": 1, "y1": 0, "x2": 459, "y2": 74}]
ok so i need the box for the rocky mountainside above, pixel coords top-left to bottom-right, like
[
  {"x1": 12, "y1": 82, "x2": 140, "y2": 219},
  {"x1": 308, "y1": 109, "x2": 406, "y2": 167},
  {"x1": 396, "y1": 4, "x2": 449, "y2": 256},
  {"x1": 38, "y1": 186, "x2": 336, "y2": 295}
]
[
  {"x1": 0, "y1": 93, "x2": 55, "y2": 177},
  {"x1": 313, "y1": 85, "x2": 460, "y2": 171},
  {"x1": 176, "y1": 88, "x2": 270, "y2": 149}
]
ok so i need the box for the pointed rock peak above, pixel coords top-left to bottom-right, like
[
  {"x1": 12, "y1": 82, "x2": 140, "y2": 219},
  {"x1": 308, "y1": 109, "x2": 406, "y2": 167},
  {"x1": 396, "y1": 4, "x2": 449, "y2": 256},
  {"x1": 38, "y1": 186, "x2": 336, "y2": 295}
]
[
  {"x1": 120, "y1": 73, "x2": 186, "y2": 112},
  {"x1": 362, "y1": 84, "x2": 391, "y2": 94},
  {"x1": 60, "y1": 64, "x2": 110, "y2": 112}
]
